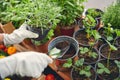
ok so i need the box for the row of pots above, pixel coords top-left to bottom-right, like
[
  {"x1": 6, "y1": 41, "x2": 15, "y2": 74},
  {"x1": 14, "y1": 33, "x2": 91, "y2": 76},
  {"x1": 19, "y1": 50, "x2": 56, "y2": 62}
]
[{"x1": 47, "y1": 27, "x2": 120, "y2": 80}]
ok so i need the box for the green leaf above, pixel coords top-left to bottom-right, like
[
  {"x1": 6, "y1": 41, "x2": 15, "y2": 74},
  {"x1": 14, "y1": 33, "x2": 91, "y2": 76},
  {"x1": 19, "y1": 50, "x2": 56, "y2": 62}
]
[{"x1": 75, "y1": 58, "x2": 84, "y2": 67}]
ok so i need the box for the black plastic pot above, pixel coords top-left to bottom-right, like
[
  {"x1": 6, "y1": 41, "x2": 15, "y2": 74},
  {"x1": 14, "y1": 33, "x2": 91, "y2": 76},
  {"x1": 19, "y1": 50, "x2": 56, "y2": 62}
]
[
  {"x1": 95, "y1": 59, "x2": 119, "y2": 80},
  {"x1": 27, "y1": 26, "x2": 50, "y2": 41},
  {"x1": 99, "y1": 43, "x2": 120, "y2": 60},
  {"x1": 73, "y1": 28, "x2": 98, "y2": 47},
  {"x1": 115, "y1": 37, "x2": 120, "y2": 47},
  {"x1": 71, "y1": 65, "x2": 96, "y2": 80}
]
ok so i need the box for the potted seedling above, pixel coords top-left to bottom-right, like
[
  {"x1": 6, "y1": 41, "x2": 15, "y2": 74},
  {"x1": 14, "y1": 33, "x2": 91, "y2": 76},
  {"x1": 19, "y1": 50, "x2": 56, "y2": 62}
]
[
  {"x1": 85, "y1": 8, "x2": 103, "y2": 30},
  {"x1": 96, "y1": 59, "x2": 119, "y2": 80},
  {"x1": 63, "y1": 58, "x2": 96, "y2": 80},
  {"x1": 78, "y1": 45, "x2": 100, "y2": 64},
  {"x1": 73, "y1": 26, "x2": 101, "y2": 46},
  {"x1": 85, "y1": 8, "x2": 103, "y2": 19}
]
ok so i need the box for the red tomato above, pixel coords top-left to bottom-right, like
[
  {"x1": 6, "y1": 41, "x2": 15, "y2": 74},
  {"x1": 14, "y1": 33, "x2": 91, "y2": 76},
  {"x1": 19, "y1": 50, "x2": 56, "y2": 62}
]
[
  {"x1": 0, "y1": 44, "x2": 6, "y2": 50},
  {"x1": 4, "y1": 48, "x2": 8, "y2": 53},
  {"x1": 45, "y1": 74, "x2": 55, "y2": 80}
]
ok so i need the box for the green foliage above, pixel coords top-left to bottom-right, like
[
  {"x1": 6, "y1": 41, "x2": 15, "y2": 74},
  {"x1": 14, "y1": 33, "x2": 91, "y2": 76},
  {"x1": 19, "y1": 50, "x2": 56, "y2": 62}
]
[
  {"x1": 52, "y1": 0, "x2": 87, "y2": 26},
  {"x1": 79, "y1": 47, "x2": 89, "y2": 54},
  {"x1": 97, "y1": 63, "x2": 110, "y2": 74},
  {"x1": 102, "y1": 0, "x2": 120, "y2": 29},
  {"x1": 63, "y1": 58, "x2": 92, "y2": 77},
  {"x1": 0, "y1": 0, "x2": 61, "y2": 29},
  {"x1": 63, "y1": 58, "x2": 72, "y2": 68},
  {"x1": 86, "y1": 8, "x2": 103, "y2": 19},
  {"x1": 83, "y1": 15, "x2": 96, "y2": 29},
  {"x1": 79, "y1": 47, "x2": 98, "y2": 59}
]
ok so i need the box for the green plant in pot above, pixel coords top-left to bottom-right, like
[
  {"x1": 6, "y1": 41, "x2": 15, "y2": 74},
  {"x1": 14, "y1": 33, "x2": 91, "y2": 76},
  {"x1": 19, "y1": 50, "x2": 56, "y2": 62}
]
[
  {"x1": 102, "y1": 0, "x2": 120, "y2": 29},
  {"x1": 63, "y1": 58, "x2": 96, "y2": 80},
  {"x1": 96, "y1": 59, "x2": 119, "y2": 80},
  {"x1": 24, "y1": 0, "x2": 61, "y2": 45},
  {"x1": 52, "y1": 0, "x2": 87, "y2": 36},
  {"x1": 78, "y1": 44, "x2": 100, "y2": 64},
  {"x1": 85, "y1": 8, "x2": 103, "y2": 19}
]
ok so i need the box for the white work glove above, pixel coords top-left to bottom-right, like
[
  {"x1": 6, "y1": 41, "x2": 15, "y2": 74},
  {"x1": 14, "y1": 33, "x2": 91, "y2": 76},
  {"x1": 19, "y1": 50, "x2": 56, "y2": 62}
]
[
  {"x1": 3, "y1": 23, "x2": 38, "y2": 45},
  {"x1": 0, "y1": 51, "x2": 53, "y2": 79}
]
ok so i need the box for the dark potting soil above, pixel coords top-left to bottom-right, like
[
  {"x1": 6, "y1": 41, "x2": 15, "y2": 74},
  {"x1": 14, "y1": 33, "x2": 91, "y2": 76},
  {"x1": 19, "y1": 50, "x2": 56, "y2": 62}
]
[
  {"x1": 100, "y1": 44, "x2": 120, "y2": 59},
  {"x1": 72, "y1": 66, "x2": 96, "y2": 80},
  {"x1": 115, "y1": 37, "x2": 120, "y2": 47},
  {"x1": 75, "y1": 30, "x2": 95, "y2": 46},
  {"x1": 55, "y1": 41, "x2": 76, "y2": 59}
]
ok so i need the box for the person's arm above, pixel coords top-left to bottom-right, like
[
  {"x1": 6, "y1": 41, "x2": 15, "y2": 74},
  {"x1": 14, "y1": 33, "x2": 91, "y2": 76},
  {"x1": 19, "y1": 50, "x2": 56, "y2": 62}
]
[{"x1": 0, "y1": 23, "x2": 38, "y2": 45}]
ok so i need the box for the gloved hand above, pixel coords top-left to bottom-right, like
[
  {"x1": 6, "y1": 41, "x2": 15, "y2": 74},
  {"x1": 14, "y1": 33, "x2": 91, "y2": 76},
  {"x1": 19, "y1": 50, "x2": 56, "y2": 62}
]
[
  {"x1": 3, "y1": 23, "x2": 38, "y2": 45},
  {"x1": 0, "y1": 51, "x2": 53, "y2": 79}
]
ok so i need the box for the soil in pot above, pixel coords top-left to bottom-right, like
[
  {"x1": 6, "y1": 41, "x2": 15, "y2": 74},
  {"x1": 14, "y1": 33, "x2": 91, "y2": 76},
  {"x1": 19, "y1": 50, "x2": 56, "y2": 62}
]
[
  {"x1": 99, "y1": 44, "x2": 120, "y2": 59},
  {"x1": 73, "y1": 29, "x2": 96, "y2": 46},
  {"x1": 71, "y1": 65, "x2": 96, "y2": 80},
  {"x1": 78, "y1": 48, "x2": 100, "y2": 65},
  {"x1": 115, "y1": 37, "x2": 120, "y2": 47},
  {"x1": 54, "y1": 41, "x2": 76, "y2": 59},
  {"x1": 96, "y1": 59, "x2": 119, "y2": 80}
]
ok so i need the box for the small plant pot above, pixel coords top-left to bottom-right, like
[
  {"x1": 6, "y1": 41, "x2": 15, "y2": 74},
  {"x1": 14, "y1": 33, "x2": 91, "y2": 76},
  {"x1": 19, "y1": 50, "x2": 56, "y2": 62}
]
[
  {"x1": 115, "y1": 37, "x2": 120, "y2": 47},
  {"x1": 71, "y1": 65, "x2": 96, "y2": 80},
  {"x1": 48, "y1": 36, "x2": 79, "y2": 60},
  {"x1": 73, "y1": 28, "x2": 97, "y2": 47},
  {"x1": 78, "y1": 47, "x2": 100, "y2": 65},
  {"x1": 95, "y1": 59, "x2": 119, "y2": 80},
  {"x1": 48, "y1": 36, "x2": 79, "y2": 72},
  {"x1": 99, "y1": 43, "x2": 120, "y2": 60}
]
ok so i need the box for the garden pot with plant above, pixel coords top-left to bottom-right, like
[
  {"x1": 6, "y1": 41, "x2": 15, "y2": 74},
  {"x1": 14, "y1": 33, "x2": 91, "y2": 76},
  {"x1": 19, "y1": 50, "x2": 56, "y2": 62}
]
[
  {"x1": 95, "y1": 59, "x2": 119, "y2": 80},
  {"x1": 78, "y1": 46, "x2": 100, "y2": 65},
  {"x1": 73, "y1": 28, "x2": 101, "y2": 46},
  {"x1": 85, "y1": 8, "x2": 103, "y2": 30},
  {"x1": 63, "y1": 58, "x2": 96, "y2": 80},
  {"x1": 48, "y1": 36, "x2": 79, "y2": 71},
  {"x1": 53, "y1": 0, "x2": 86, "y2": 36},
  {"x1": 99, "y1": 43, "x2": 120, "y2": 60}
]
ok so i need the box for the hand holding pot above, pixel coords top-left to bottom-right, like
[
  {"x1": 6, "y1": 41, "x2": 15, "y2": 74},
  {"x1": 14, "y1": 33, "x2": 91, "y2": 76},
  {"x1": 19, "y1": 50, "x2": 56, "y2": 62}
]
[{"x1": 3, "y1": 23, "x2": 38, "y2": 45}]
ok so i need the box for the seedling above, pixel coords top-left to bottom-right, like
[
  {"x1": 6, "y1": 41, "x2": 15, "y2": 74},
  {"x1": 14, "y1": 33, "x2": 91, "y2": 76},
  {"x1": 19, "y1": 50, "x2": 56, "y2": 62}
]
[
  {"x1": 96, "y1": 62, "x2": 110, "y2": 74},
  {"x1": 63, "y1": 58, "x2": 92, "y2": 77}
]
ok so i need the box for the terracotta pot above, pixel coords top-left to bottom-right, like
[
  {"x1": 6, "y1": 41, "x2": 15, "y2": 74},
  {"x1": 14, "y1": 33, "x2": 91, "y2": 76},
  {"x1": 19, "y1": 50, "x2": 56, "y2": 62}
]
[{"x1": 60, "y1": 25, "x2": 75, "y2": 37}]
